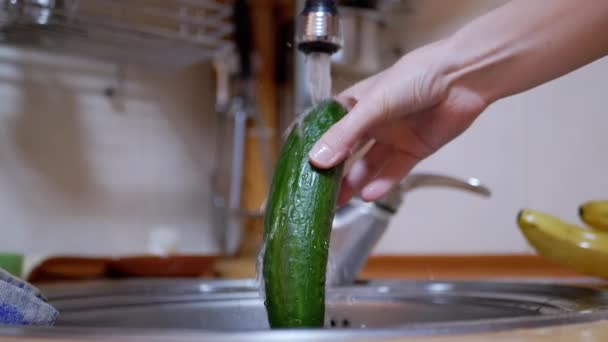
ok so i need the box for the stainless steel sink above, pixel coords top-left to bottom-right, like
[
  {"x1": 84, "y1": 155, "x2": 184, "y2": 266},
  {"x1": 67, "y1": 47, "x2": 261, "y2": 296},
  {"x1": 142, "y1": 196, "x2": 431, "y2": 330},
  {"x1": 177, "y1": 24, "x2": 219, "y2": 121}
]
[{"x1": 1, "y1": 279, "x2": 605, "y2": 341}]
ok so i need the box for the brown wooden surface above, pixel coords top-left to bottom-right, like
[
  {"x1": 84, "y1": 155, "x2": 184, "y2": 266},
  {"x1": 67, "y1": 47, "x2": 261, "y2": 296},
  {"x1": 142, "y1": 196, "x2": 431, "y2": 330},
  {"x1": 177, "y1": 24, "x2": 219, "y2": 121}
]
[
  {"x1": 27, "y1": 257, "x2": 111, "y2": 284},
  {"x1": 359, "y1": 255, "x2": 583, "y2": 280},
  {"x1": 213, "y1": 254, "x2": 589, "y2": 280},
  {"x1": 28, "y1": 255, "x2": 218, "y2": 284},
  {"x1": 29, "y1": 254, "x2": 589, "y2": 283}
]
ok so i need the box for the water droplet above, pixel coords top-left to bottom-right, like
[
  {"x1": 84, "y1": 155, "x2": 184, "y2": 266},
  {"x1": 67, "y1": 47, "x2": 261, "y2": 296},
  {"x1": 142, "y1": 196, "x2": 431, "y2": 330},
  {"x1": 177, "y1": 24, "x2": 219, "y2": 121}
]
[{"x1": 376, "y1": 286, "x2": 390, "y2": 294}]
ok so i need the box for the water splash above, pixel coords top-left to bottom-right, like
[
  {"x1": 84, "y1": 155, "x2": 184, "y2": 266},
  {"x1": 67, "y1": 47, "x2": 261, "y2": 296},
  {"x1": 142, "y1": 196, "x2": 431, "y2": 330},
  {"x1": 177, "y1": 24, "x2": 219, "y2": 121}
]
[{"x1": 256, "y1": 241, "x2": 266, "y2": 299}]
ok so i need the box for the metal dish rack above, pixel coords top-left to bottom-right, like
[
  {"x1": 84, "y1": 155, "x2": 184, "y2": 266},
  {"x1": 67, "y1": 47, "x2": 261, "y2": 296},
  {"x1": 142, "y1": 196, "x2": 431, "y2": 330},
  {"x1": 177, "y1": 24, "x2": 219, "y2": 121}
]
[{"x1": 0, "y1": 0, "x2": 234, "y2": 68}]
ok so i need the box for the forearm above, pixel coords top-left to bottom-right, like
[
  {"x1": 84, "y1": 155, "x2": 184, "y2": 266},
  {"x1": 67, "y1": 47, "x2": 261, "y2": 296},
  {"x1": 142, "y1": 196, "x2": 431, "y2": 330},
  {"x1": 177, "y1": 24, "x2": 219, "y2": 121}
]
[{"x1": 442, "y1": 0, "x2": 608, "y2": 103}]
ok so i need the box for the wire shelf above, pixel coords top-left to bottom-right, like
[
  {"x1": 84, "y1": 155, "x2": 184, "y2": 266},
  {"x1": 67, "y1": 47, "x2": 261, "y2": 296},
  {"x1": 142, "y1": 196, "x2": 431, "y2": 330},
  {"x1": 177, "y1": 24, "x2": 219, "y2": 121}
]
[{"x1": 0, "y1": 0, "x2": 235, "y2": 68}]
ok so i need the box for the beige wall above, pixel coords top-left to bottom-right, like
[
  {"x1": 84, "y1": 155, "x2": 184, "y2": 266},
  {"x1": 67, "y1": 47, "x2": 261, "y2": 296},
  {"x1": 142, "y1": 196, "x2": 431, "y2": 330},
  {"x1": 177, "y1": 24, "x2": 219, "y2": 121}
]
[{"x1": 0, "y1": 47, "x2": 220, "y2": 257}]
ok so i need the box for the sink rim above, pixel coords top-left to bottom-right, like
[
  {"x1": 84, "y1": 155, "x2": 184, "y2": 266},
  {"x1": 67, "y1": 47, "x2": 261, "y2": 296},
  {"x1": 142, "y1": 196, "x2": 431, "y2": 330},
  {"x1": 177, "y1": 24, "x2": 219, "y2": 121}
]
[
  {"x1": 7, "y1": 278, "x2": 608, "y2": 341},
  {"x1": 38, "y1": 277, "x2": 608, "y2": 299},
  {"x1": 41, "y1": 278, "x2": 608, "y2": 312},
  {"x1": 2, "y1": 310, "x2": 608, "y2": 342}
]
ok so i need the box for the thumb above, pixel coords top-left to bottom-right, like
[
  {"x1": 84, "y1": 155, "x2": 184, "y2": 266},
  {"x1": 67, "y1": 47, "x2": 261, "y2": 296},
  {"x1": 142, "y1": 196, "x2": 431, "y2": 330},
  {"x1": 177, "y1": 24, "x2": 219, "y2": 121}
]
[{"x1": 309, "y1": 95, "x2": 386, "y2": 169}]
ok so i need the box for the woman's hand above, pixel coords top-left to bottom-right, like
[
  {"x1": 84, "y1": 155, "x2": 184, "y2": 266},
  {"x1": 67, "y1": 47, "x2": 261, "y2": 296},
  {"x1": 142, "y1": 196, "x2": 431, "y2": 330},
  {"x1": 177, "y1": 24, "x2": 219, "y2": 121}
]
[
  {"x1": 309, "y1": 41, "x2": 488, "y2": 205},
  {"x1": 308, "y1": 0, "x2": 608, "y2": 206}
]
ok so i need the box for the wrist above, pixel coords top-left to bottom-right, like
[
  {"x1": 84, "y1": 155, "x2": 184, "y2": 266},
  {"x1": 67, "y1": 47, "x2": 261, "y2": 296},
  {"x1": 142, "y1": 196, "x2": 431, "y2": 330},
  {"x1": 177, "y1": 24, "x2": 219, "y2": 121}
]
[{"x1": 439, "y1": 33, "x2": 504, "y2": 108}]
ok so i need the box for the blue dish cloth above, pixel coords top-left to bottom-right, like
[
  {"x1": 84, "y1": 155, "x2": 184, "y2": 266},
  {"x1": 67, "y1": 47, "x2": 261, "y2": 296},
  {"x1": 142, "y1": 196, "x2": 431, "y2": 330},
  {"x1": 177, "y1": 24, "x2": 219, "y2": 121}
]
[{"x1": 0, "y1": 268, "x2": 58, "y2": 326}]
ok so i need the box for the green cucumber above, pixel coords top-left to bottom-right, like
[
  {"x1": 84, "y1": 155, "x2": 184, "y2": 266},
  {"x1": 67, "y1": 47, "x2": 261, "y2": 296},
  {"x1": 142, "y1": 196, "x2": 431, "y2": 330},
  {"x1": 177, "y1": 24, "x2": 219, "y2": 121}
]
[{"x1": 262, "y1": 99, "x2": 347, "y2": 328}]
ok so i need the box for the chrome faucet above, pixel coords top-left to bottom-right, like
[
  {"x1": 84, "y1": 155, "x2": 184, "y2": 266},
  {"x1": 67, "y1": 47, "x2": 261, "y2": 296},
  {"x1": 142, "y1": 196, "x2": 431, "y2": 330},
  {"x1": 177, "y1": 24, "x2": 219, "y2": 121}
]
[
  {"x1": 295, "y1": 0, "x2": 342, "y2": 55},
  {"x1": 326, "y1": 173, "x2": 492, "y2": 285}
]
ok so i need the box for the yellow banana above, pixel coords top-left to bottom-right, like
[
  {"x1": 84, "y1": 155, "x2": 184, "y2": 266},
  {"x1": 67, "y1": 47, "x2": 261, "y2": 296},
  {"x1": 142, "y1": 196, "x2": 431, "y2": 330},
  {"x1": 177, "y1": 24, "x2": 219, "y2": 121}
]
[
  {"x1": 517, "y1": 208, "x2": 608, "y2": 279},
  {"x1": 579, "y1": 200, "x2": 608, "y2": 231}
]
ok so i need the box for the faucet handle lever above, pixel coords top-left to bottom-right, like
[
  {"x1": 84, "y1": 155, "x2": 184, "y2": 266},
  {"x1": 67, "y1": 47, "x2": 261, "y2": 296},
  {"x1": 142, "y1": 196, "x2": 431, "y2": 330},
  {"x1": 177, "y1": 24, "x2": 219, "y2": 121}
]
[
  {"x1": 375, "y1": 172, "x2": 492, "y2": 213},
  {"x1": 327, "y1": 172, "x2": 491, "y2": 285},
  {"x1": 402, "y1": 173, "x2": 491, "y2": 196}
]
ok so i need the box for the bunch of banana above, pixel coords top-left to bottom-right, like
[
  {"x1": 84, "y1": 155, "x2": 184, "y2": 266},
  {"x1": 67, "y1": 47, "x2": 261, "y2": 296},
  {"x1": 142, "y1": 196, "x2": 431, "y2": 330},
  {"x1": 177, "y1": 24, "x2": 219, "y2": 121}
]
[
  {"x1": 517, "y1": 205, "x2": 608, "y2": 279},
  {"x1": 579, "y1": 200, "x2": 608, "y2": 231}
]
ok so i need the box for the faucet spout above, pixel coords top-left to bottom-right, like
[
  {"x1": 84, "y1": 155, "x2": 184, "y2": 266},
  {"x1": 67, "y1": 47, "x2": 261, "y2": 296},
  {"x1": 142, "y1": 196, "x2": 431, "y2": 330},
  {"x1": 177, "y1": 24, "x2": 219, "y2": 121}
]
[{"x1": 296, "y1": 0, "x2": 342, "y2": 54}]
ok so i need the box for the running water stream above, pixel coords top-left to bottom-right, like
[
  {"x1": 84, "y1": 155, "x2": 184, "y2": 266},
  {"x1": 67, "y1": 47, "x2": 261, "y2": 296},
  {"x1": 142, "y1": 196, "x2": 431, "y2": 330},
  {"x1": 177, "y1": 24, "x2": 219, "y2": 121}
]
[{"x1": 306, "y1": 52, "x2": 333, "y2": 104}]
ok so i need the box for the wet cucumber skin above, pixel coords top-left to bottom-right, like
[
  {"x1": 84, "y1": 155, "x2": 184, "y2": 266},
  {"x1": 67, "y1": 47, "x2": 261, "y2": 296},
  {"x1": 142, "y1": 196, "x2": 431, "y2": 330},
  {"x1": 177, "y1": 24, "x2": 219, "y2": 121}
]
[{"x1": 263, "y1": 100, "x2": 347, "y2": 328}]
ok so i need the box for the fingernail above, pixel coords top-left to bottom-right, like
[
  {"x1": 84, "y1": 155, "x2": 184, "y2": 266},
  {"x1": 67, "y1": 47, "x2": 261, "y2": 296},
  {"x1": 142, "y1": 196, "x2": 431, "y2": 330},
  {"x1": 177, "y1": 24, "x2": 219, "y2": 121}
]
[
  {"x1": 361, "y1": 180, "x2": 392, "y2": 201},
  {"x1": 310, "y1": 143, "x2": 336, "y2": 166}
]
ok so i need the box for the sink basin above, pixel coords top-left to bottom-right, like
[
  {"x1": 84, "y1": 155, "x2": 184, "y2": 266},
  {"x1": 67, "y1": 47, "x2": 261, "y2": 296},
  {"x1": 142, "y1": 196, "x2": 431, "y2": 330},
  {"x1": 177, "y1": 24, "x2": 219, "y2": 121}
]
[
  {"x1": 2, "y1": 279, "x2": 608, "y2": 341},
  {"x1": 38, "y1": 280, "x2": 608, "y2": 333}
]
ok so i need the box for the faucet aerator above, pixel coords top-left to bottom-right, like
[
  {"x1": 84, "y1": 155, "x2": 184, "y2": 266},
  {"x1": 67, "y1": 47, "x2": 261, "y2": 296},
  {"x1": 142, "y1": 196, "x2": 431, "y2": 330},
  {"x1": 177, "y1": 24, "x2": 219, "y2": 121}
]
[{"x1": 295, "y1": 0, "x2": 342, "y2": 55}]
